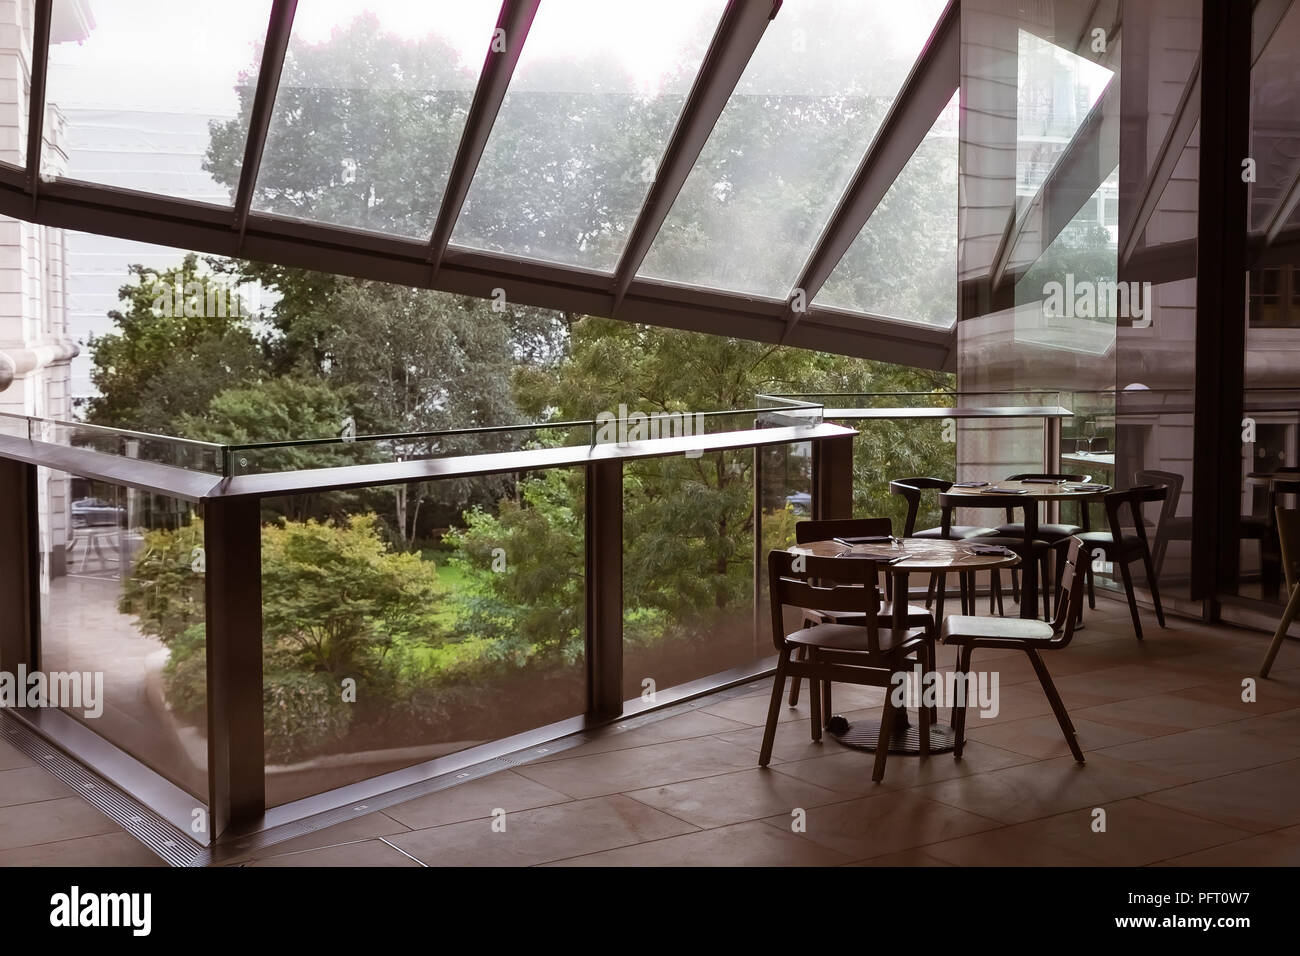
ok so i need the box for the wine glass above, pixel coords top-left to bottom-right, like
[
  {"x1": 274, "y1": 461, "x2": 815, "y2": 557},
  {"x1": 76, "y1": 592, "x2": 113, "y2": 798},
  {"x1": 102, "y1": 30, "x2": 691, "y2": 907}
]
[{"x1": 1081, "y1": 420, "x2": 1097, "y2": 454}]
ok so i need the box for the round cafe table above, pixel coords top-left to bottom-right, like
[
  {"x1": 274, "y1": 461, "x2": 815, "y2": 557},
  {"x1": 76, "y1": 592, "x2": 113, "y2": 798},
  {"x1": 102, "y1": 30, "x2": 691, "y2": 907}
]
[
  {"x1": 788, "y1": 537, "x2": 1019, "y2": 754},
  {"x1": 940, "y1": 479, "x2": 1109, "y2": 621}
]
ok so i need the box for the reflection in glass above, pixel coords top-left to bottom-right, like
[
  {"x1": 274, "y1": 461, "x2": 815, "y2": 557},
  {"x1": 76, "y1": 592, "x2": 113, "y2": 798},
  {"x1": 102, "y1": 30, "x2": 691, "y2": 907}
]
[{"x1": 638, "y1": 0, "x2": 947, "y2": 299}]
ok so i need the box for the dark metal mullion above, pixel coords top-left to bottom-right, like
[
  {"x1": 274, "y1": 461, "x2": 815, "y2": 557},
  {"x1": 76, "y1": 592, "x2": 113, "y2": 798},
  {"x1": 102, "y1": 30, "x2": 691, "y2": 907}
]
[
  {"x1": 585, "y1": 459, "x2": 623, "y2": 720},
  {"x1": 204, "y1": 497, "x2": 266, "y2": 837},
  {"x1": 1191, "y1": 0, "x2": 1251, "y2": 605},
  {"x1": 782, "y1": 0, "x2": 959, "y2": 339},
  {"x1": 24, "y1": 0, "x2": 53, "y2": 203},
  {"x1": 425, "y1": 0, "x2": 541, "y2": 277},
  {"x1": 0, "y1": 459, "x2": 39, "y2": 675},
  {"x1": 609, "y1": 0, "x2": 780, "y2": 312},
  {"x1": 232, "y1": 0, "x2": 298, "y2": 245}
]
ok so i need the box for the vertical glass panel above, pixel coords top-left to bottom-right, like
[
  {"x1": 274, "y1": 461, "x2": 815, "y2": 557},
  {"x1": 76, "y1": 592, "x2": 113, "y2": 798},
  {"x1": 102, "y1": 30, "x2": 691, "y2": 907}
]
[
  {"x1": 623, "y1": 449, "x2": 762, "y2": 697},
  {"x1": 1249, "y1": 0, "x2": 1300, "y2": 234},
  {"x1": 261, "y1": 471, "x2": 586, "y2": 808},
  {"x1": 37, "y1": 468, "x2": 209, "y2": 802},
  {"x1": 250, "y1": 1, "x2": 503, "y2": 238},
  {"x1": 44, "y1": 0, "x2": 273, "y2": 198},
  {"x1": 0, "y1": 0, "x2": 36, "y2": 168},
  {"x1": 815, "y1": 93, "x2": 958, "y2": 325},
  {"x1": 450, "y1": 0, "x2": 728, "y2": 272},
  {"x1": 638, "y1": 0, "x2": 947, "y2": 298}
]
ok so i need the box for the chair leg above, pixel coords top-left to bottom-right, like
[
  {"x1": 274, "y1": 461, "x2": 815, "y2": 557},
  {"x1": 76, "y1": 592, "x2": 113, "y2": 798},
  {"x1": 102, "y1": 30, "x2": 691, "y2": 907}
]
[
  {"x1": 925, "y1": 574, "x2": 936, "y2": 609},
  {"x1": 1086, "y1": 565, "x2": 1096, "y2": 609},
  {"x1": 759, "y1": 647, "x2": 791, "y2": 767},
  {"x1": 822, "y1": 680, "x2": 833, "y2": 727},
  {"x1": 1139, "y1": 545, "x2": 1166, "y2": 628},
  {"x1": 1026, "y1": 648, "x2": 1083, "y2": 763},
  {"x1": 991, "y1": 570, "x2": 1004, "y2": 615},
  {"x1": 1041, "y1": 555, "x2": 1052, "y2": 622},
  {"x1": 1260, "y1": 584, "x2": 1300, "y2": 678},
  {"x1": 809, "y1": 667, "x2": 822, "y2": 742},
  {"x1": 1117, "y1": 557, "x2": 1145, "y2": 641},
  {"x1": 935, "y1": 572, "x2": 947, "y2": 623},
  {"x1": 1010, "y1": 568, "x2": 1021, "y2": 603},
  {"x1": 871, "y1": 685, "x2": 897, "y2": 783},
  {"x1": 952, "y1": 645, "x2": 972, "y2": 759},
  {"x1": 788, "y1": 645, "x2": 805, "y2": 705},
  {"x1": 917, "y1": 651, "x2": 931, "y2": 758},
  {"x1": 959, "y1": 573, "x2": 970, "y2": 615}
]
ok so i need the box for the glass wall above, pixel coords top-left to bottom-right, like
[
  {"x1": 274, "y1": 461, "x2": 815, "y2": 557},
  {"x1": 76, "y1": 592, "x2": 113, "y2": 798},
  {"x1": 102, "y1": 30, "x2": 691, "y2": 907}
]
[
  {"x1": 259, "y1": 469, "x2": 586, "y2": 808},
  {"x1": 36, "y1": 468, "x2": 209, "y2": 802}
]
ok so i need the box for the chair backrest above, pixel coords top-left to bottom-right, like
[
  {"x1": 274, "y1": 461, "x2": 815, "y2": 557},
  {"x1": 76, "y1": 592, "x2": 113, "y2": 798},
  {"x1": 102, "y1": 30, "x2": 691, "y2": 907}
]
[
  {"x1": 1278, "y1": 507, "x2": 1299, "y2": 591},
  {"x1": 795, "y1": 517, "x2": 892, "y2": 544},
  {"x1": 768, "y1": 550, "x2": 884, "y2": 652},
  {"x1": 1049, "y1": 536, "x2": 1090, "y2": 647},
  {"x1": 889, "y1": 477, "x2": 952, "y2": 536},
  {"x1": 1103, "y1": 485, "x2": 1166, "y2": 550}
]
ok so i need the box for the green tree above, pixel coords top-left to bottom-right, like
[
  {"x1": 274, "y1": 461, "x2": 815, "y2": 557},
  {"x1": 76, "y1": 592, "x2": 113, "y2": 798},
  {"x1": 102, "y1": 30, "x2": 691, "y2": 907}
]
[{"x1": 87, "y1": 255, "x2": 267, "y2": 432}]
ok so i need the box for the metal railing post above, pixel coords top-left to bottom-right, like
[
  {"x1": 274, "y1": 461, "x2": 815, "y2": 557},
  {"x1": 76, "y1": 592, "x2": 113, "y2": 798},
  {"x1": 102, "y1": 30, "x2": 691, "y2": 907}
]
[
  {"x1": 811, "y1": 433, "x2": 854, "y2": 520},
  {"x1": 0, "y1": 459, "x2": 39, "y2": 674},
  {"x1": 585, "y1": 459, "x2": 623, "y2": 720},
  {"x1": 204, "y1": 496, "x2": 265, "y2": 837}
]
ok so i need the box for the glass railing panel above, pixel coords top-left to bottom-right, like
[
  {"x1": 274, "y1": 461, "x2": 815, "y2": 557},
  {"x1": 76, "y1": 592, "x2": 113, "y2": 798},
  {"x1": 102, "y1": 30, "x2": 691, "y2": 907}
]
[
  {"x1": 35, "y1": 467, "x2": 209, "y2": 803},
  {"x1": 258, "y1": 468, "x2": 586, "y2": 808}
]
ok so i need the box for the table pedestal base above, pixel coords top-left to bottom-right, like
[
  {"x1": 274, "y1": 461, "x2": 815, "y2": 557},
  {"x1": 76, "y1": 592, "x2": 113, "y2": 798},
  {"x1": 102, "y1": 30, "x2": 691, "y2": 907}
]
[{"x1": 830, "y1": 714, "x2": 956, "y2": 754}]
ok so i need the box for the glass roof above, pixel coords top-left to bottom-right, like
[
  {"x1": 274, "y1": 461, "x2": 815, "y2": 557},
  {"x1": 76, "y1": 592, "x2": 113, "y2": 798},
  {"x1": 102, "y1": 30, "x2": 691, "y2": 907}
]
[
  {"x1": 636, "y1": 0, "x2": 949, "y2": 299},
  {"x1": 45, "y1": 0, "x2": 273, "y2": 196},
  {"x1": 251, "y1": 1, "x2": 503, "y2": 238},
  {"x1": 816, "y1": 92, "x2": 959, "y2": 326},
  {"x1": 450, "y1": 0, "x2": 727, "y2": 273}
]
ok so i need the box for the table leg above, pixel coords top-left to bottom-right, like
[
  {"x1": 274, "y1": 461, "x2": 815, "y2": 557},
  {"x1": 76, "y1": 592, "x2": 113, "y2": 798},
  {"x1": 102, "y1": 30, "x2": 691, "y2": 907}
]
[{"x1": 1021, "y1": 504, "x2": 1039, "y2": 620}]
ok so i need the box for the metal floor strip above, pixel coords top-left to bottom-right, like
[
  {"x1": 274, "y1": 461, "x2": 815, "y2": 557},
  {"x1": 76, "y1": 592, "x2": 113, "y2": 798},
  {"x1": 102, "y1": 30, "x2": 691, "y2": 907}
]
[{"x1": 0, "y1": 711, "x2": 199, "y2": 867}]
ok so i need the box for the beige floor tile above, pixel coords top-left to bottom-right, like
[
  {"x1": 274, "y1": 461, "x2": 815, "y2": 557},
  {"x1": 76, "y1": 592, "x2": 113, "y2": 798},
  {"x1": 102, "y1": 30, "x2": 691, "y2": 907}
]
[
  {"x1": 219, "y1": 810, "x2": 412, "y2": 864},
  {"x1": 545, "y1": 819, "x2": 851, "y2": 867},
  {"x1": 0, "y1": 796, "x2": 120, "y2": 851},
  {"x1": 625, "y1": 767, "x2": 843, "y2": 828},
  {"x1": 0, "y1": 740, "x2": 33, "y2": 772},
  {"x1": 514, "y1": 735, "x2": 758, "y2": 799},
  {"x1": 1157, "y1": 824, "x2": 1300, "y2": 866},
  {"x1": 1055, "y1": 663, "x2": 1214, "y2": 701},
  {"x1": 771, "y1": 740, "x2": 1032, "y2": 797},
  {"x1": 0, "y1": 831, "x2": 165, "y2": 867},
  {"x1": 998, "y1": 798, "x2": 1251, "y2": 866},
  {"x1": 1074, "y1": 693, "x2": 1249, "y2": 737},
  {"x1": 1096, "y1": 724, "x2": 1300, "y2": 780},
  {"x1": 913, "y1": 753, "x2": 1192, "y2": 824},
  {"x1": 387, "y1": 794, "x2": 697, "y2": 866},
  {"x1": 699, "y1": 682, "x2": 887, "y2": 727},
  {"x1": 925, "y1": 823, "x2": 1101, "y2": 866},
  {"x1": 761, "y1": 789, "x2": 999, "y2": 861},
  {"x1": 844, "y1": 847, "x2": 955, "y2": 866},
  {"x1": 1139, "y1": 758, "x2": 1300, "y2": 832},
  {"x1": 250, "y1": 839, "x2": 421, "y2": 867},
  {"x1": 1170, "y1": 676, "x2": 1300, "y2": 715},
  {"x1": 966, "y1": 714, "x2": 1150, "y2": 759},
  {"x1": 383, "y1": 770, "x2": 571, "y2": 830},
  {"x1": 0, "y1": 766, "x2": 73, "y2": 807},
  {"x1": 528, "y1": 709, "x2": 752, "y2": 763}
]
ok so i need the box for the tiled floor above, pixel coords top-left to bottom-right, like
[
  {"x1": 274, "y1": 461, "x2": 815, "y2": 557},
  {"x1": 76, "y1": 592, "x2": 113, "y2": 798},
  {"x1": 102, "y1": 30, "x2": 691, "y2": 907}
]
[{"x1": 4, "y1": 598, "x2": 1300, "y2": 866}]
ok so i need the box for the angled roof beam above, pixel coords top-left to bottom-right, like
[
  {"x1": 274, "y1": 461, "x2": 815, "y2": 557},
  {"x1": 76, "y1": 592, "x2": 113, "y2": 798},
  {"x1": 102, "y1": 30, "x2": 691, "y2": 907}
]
[
  {"x1": 1121, "y1": 0, "x2": 1290, "y2": 265},
  {"x1": 24, "y1": 0, "x2": 53, "y2": 207},
  {"x1": 1262, "y1": 164, "x2": 1300, "y2": 245},
  {"x1": 781, "y1": 0, "x2": 959, "y2": 340},
  {"x1": 426, "y1": 0, "x2": 541, "y2": 278},
  {"x1": 232, "y1": 0, "x2": 298, "y2": 245},
  {"x1": 990, "y1": 76, "x2": 1119, "y2": 291},
  {"x1": 609, "y1": 0, "x2": 781, "y2": 313}
]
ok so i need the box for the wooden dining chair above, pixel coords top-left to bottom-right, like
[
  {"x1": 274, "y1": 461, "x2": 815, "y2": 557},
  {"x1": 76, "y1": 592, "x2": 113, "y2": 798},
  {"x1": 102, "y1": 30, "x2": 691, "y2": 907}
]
[
  {"x1": 1074, "y1": 485, "x2": 1167, "y2": 640},
  {"x1": 890, "y1": 477, "x2": 1000, "y2": 617},
  {"x1": 761, "y1": 550, "x2": 930, "y2": 782},
  {"x1": 786, "y1": 518, "x2": 935, "y2": 711},
  {"x1": 943, "y1": 536, "x2": 1090, "y2": 763},
  {"x1": 1259, "y1": 507, "x2": 1299, "y2": 678}
]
